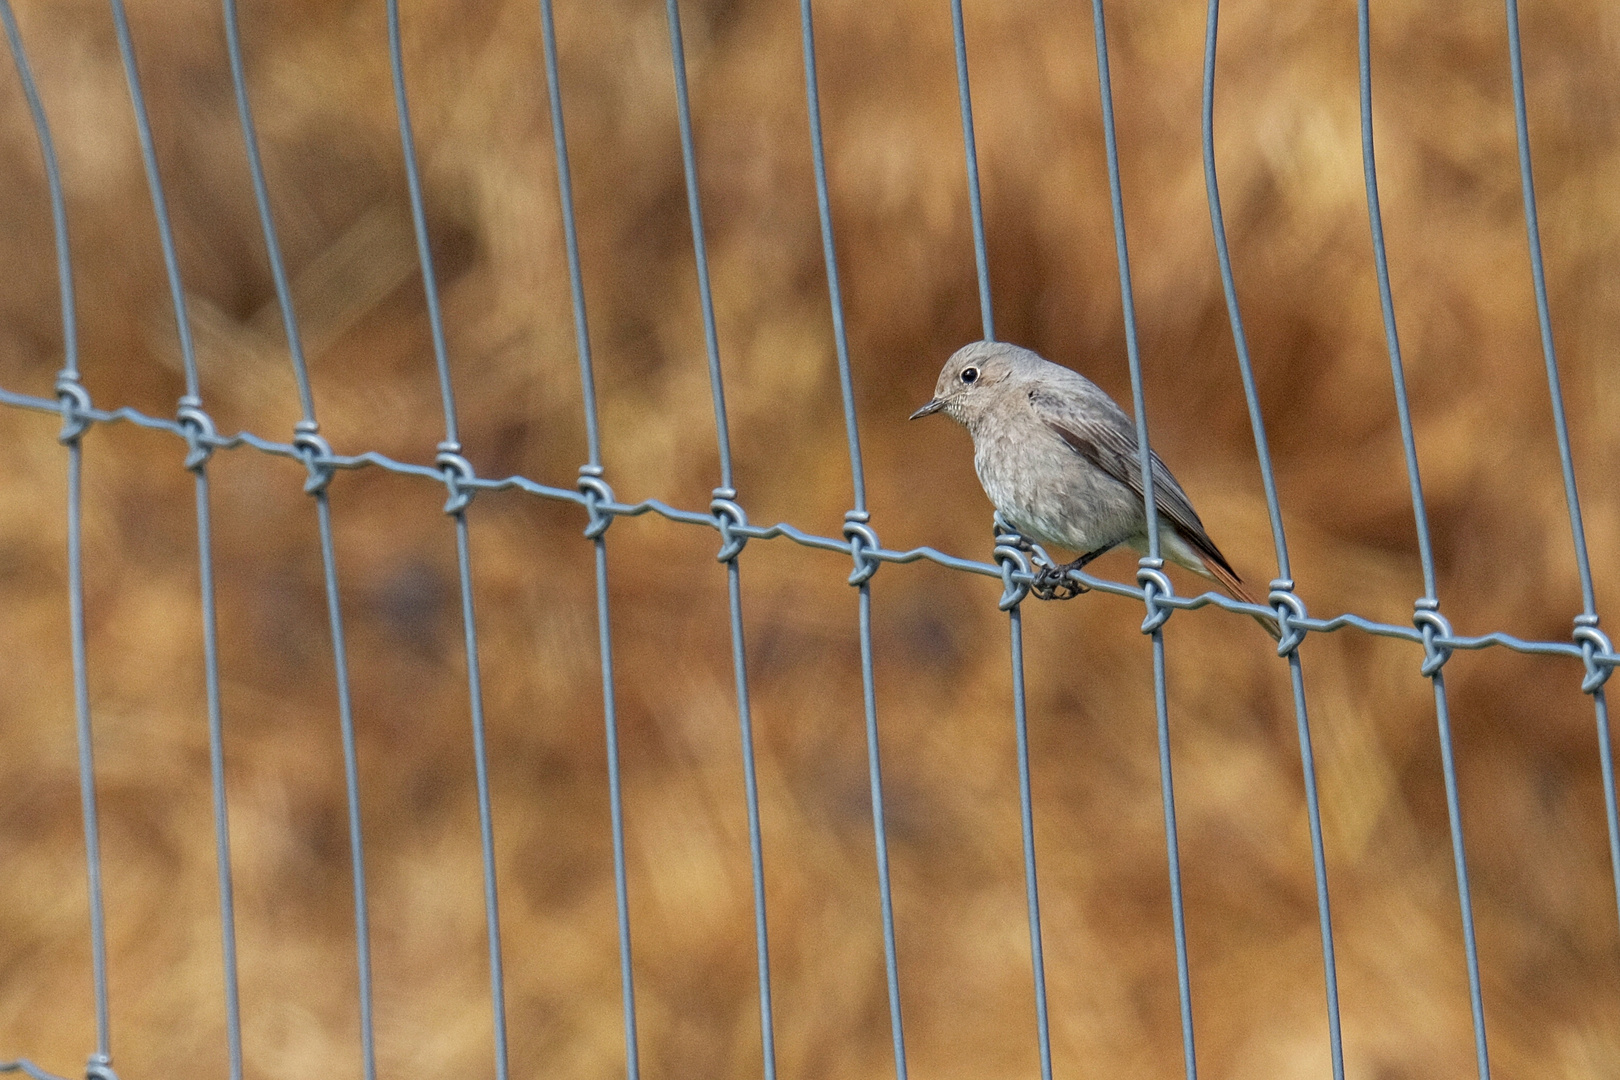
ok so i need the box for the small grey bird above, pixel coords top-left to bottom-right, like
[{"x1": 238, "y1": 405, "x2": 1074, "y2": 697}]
[{"x1": 911, "y1": 339, "x2": 1277, "y2": 637}]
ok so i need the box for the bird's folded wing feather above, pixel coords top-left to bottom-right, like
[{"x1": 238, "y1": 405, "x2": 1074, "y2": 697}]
[{"x1": 1029, "y1": 386, "x2": 1240, "y2": 580}]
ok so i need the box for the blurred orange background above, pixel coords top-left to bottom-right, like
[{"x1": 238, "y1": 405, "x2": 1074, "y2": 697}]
[{"x1": 1, "y1": 0, "x2": 1618, "y2": 1077}]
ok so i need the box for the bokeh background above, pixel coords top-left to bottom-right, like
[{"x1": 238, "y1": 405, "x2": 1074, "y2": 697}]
[{"x1": 2, "y1": 0, "x2": 1619, "y2": 1076}]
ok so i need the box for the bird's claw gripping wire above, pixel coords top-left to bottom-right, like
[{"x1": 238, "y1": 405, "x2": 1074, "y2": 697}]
[
  {"x1": 1030, "y1": 564, "x2": 1088, "y2": 602},
  {"x1": 989, "y1": 518, "x2": 1091, "y2": 602}
]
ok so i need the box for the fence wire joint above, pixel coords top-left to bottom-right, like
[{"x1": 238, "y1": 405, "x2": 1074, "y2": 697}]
[
  {"x1": 176, "y1": 395, "x2": 216, "y2": 471},
  {"x1": 293, "y1": 420, "x2": 335, "y2": 495},
  {"x1": 992, "y1": 532, "x2": 1032, "y2": 610},
  {"x1": 1413, "y1": 598, "x2": 1453, "y2": 677},
  {"x1": 1574, "y1": 614, "x2": 1613, "y2": 694},
  {"x1": 1269, "y1": 579, "x2": 1308, "y2": 657},
  {"x1": 843, "y1": 510, "x2": 880, "y2": 586},
  {"x1": 435, "y1": 442, "x2": 476, "y2": 515},
  {"x1": 577, "y1": 464, "x2": 614, "y2": 538},
  {"x1": 1137, "y1": 558, "x2": 1173, "y2": 635},
  {"x1": 54, "y1": 375, "x2": 91, "y2": 445},
  {"x1": 710, "y1": 488, "x2": 748, "y2": 562}
]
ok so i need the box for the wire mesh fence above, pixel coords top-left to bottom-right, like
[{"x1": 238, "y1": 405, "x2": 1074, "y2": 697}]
[{"x1": 0, "y1": 0, "x2": 1616, "y2": 1078}]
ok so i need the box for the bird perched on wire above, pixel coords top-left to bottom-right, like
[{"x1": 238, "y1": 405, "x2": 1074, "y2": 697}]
[{"x1": 911, "y1": 339, "x2": 1278, "y2": 639}]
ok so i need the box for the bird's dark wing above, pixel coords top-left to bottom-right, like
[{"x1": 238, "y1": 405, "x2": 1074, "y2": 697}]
[{"x1": 1029, "y1": 386, "x2": 1241, "y2": 581}]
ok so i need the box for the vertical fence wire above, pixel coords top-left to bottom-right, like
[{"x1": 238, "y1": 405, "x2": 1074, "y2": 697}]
[
  {"x1": 949, "y1": 9, "x2": 1053, "y2": 1079},
  {"x1": 107, "y1": 4, "x2": 246, "y2": 1078},
  {"x1": 1008, "y1": 607, "x2": 1055, "y2": 1080},
  {"x1": 1500, "y1": 0, "x2": 1620, "y2": 928},
  {"x1": 0, "y1": 7, "x2": 114, "y2": 1079},
  {"x1": 534, "y1": 4, "x2": 642, "y2": 1077},
  {"x1": 1356, "y1": 3, "x2": 1491, "y2": 1076},
  {"x1": 220, "y1": 2, "x2": 377, "y2": 1076},
  {"x1": 0, "y1": 3, "x2": 74, "y2": 385},
  {"x1": 1087, "y1": 2, "x2": 1198, "y2": 1078},
  {"x1": 660, "y1": 3, "x2": 779, "y2": 1077},
  {"x1": 948, "y1": 0, "x2": 993, "y2": 342},
  {"x1": 1200, "y1": 3, "x2": 1346, "y2": 1078},
  {"x1": 797, "y1": 4, "x2": 908, "y2": 1077},
  {"x1": 385, "y1": 4, "x2": 510, "y2": 1077}
]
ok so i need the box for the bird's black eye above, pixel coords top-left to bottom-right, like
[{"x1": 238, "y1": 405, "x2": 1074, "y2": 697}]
[{"x1": 960, "y1": 367, "x2": 979, "y2": 385}]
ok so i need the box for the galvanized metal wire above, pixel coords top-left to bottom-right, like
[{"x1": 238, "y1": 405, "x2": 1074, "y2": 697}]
[
  {"x1": 387, "y1": 5, "x2": 516, "y2": 1079},
  {"x1": 221, "y1": 0, "x2": 379, "y2": 1076},
  {"x1": 661, "y1": 3, "x2": 780, "y2": 1078},
  {"x1": 0, "y1": 5, "x2": 109, "y2": 1080},
  {"x1": 951, "y1": 10, "x2": 1054, "y2": 1080},
  {"x1": 1, "y1": 2, "x2": 1616, "y2": 1080},
  {"x1": 1501, "y1": 0, "x2": 1620, "y2": 941},
  {"x1": 1086, "y1": 2, "x2": 1198, "y2": 1078},
  {"x1": 110, "y1": 4, "x2": 245, "y2": 1080},
  {"x1": 797, "y1": 5, "x2": 908, "y2": 1077},
  {"x1": 536, "y1": 3, "x2": 642, "y2": 1077},
  {"x1": 1355, "y1": 1, "x2": 1491, "y2": 1075},
  {"x1": 1202, "y1": 2, "x2": 1345, "y2": 1077}
]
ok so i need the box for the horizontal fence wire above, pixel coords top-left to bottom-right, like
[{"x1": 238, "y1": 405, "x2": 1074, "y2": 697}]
[
  {"x1": 0, "y1": 1, "x2": 1615, "y2": 1080},
  {"x1": 1, "y1": 380, "x2": 1614, "y2": 672}
]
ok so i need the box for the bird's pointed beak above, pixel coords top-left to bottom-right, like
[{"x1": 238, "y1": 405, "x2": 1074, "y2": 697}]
[{"x1": 909, "y1": 398, "x2": 945, "y2": 420}]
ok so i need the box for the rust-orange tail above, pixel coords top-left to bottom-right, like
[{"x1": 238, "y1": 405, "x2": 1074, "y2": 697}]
[{"x1": 1197, "y1": 553, "x2": 1282, "y2": 642}]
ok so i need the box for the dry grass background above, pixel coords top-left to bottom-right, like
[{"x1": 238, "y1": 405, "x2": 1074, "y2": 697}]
[{"x1": 1, "y1": 0, "x2": 1619, "y2": 1076}]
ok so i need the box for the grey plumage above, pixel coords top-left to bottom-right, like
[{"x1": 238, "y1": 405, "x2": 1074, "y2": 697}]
[{"x1": 912, "y1": 339, "x2": 1277, "y2": 637}]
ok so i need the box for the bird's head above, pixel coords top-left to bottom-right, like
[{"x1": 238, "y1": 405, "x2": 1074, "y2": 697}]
[{"x1": 909, "y1": 340, "x2": 1025, "y2": 426}]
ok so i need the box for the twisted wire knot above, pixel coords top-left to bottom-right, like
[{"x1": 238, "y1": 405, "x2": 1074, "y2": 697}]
[
  {"x1": 710, "y1": 487, "x2": 748, "y2": 562},
  {"x1": 1573, "y1": 614, "x2": 1614, "y2": 694},
  {"x1": 435, "y1": 442, "x2": 476, "y2": 516},
  {"x1": 293, "y1": 420, "x2": 335, "y2": 495},
  {"x1": 85, "y1": 1055, "x2": 120, "y2": 1080},
  {"x1": 1413, "y1": 598, "x2": 1453, "y2": 677},
  {"x1": 54, "y1": 374, "x2": 92, "y2": 445},
  {"x1": 992, "y1": 532, "x2": 1032, "y2": 611},
  {"x1": 1137, "y1": 558, "x2": 1173, "y2": 635},
  {"x1": 1269, "y1": 578, "x2": 1308, "y2": 657},
  {"x1": 842, "y1": 510, "x2": 880, "y2": 586},
  {"x1": 176, "y1": 395, "x2": 216, "y2": 471},
  {"x1": 577, "y1": 465, "x2": 615, "y2": 539}
]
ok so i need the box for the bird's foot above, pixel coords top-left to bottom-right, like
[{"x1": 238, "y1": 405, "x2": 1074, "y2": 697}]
[{"x1": 1031, "y1": 562, "x2": 1088, "y2": 601}]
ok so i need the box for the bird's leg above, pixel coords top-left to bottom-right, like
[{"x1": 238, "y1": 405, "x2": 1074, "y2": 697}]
[
  {"x1": 1072, "y1": 541, "x2": 1119, "y2": 570},
  {"x1": 1031, "y1": 542, "x2": 1118, "y2": 601}
]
